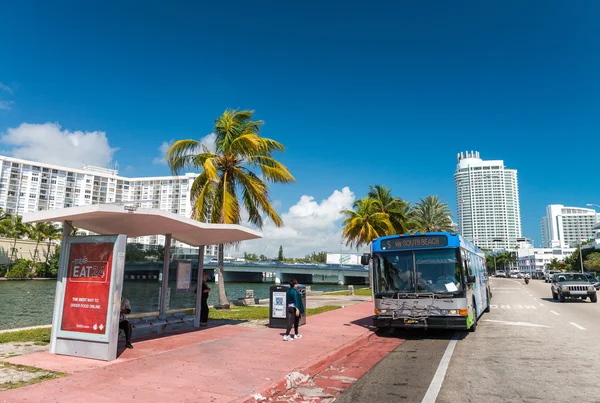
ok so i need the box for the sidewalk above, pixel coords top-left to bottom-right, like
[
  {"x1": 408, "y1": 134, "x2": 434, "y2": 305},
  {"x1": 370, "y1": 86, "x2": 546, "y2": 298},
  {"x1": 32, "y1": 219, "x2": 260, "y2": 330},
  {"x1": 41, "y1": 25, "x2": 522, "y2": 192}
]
[{"x1": 0, "y1": 302, "x2": 395, "y2": 403}]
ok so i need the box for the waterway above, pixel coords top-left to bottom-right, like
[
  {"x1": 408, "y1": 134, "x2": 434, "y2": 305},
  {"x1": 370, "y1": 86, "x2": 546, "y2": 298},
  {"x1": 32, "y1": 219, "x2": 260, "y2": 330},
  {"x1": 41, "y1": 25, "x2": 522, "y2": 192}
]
[{"x1": 0, "y1": 280, "x2": 348, "y2": 331}]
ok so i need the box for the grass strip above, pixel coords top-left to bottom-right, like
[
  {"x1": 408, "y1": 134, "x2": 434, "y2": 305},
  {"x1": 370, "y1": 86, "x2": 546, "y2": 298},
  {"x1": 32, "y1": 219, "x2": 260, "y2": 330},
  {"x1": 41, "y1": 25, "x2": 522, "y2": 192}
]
[
  {"x1": 0, "y1": 328, "x2": 51, "y2": 345},
  {"x1": 0, "y1": 361, "x2": 66, "y2": 391},
  {"x1": 208, "y1": 305, "x2": 341, "y2": 320},
  {"x1": 325, "y1": 288, "x2": 372, "y2": 296}
]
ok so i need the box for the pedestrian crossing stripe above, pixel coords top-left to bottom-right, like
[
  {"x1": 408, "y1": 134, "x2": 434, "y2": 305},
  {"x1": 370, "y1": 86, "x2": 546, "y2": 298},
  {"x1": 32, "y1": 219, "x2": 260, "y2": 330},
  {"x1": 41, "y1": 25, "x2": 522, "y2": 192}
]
[{"x1": 489, "y1": 304, "x2": 537, "y2": 309}]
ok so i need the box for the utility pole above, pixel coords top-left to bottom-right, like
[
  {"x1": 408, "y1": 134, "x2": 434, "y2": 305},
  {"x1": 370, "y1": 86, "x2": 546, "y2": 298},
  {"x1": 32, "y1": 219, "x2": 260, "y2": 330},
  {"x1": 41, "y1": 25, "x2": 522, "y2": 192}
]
[{"x1": 580, "y1": 244, "x2": 584, "y2": 273}]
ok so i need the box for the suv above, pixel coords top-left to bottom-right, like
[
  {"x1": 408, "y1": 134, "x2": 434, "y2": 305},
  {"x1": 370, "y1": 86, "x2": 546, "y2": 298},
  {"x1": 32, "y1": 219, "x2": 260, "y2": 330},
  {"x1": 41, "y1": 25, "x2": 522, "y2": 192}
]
[{"x1": 551, "y1": 272, "x2": 597, "y2": 303}]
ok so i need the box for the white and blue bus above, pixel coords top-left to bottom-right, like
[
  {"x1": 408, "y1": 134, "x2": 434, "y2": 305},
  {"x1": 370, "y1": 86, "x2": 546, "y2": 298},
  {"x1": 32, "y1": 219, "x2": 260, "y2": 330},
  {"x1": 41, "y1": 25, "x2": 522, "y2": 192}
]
[{"x1": 361, "y1": 232, "x2": 491, "y2": 331}]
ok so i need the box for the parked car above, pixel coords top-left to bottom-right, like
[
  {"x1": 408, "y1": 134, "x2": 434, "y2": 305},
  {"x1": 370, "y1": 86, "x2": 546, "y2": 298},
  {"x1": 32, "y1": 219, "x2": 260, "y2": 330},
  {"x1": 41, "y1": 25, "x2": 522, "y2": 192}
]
[
  {"x1": 550, "y1": 272, "x2": 597, "y2": 303},
  {"x1": 544, "y1": 270, "x2": 559, "y2": 283},
  {"x1": 495, "y1": 270, "x2": 506, "y2": 278}
]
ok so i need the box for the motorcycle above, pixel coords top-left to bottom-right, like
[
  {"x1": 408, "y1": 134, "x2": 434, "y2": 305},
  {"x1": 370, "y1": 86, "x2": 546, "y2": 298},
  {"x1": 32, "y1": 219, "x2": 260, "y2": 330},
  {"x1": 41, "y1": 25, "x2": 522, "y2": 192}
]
[{"x1": 524, "y1": 276, "x2": 530, "y2": 285}]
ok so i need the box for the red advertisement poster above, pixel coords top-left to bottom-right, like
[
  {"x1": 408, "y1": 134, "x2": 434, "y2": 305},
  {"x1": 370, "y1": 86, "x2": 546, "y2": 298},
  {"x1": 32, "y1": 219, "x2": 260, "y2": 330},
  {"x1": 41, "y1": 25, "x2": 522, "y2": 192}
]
[{"x1": 60, "y1": 242, "x2": 115, "y2": 334}]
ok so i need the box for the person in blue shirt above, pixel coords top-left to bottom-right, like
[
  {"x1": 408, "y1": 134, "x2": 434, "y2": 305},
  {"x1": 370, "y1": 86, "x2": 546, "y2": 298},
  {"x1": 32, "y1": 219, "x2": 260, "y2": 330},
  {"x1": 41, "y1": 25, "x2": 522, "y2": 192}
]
[{"x1": 283, "y1": 278, "x2": 305, "y2": 341}]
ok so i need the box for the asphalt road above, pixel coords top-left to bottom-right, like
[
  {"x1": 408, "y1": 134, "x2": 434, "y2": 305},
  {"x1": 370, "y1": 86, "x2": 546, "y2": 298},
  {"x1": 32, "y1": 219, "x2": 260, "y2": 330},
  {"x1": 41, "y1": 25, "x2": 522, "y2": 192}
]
[{"x1": 336, "y1": 277, "x2": 600, "y2": 403}]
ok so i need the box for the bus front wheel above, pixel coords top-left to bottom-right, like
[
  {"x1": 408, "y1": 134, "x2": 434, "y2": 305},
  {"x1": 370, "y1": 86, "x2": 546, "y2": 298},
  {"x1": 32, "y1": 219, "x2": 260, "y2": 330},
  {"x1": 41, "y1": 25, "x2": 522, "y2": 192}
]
[
  {"x1": 468, "y1": 300, "x2": 477, "y2": 332},
  {"x1": 484, "y1": 291, "x2": 491, "y2": 313}
]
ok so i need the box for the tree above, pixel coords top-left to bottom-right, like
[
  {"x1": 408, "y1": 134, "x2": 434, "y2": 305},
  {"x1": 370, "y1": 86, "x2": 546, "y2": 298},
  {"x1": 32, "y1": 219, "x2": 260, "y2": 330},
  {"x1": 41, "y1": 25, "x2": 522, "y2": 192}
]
[
  {"x1": 341, "y1": 197, "x2": 394, "y2": 249},
  {"x1": 584, "y1": 252, "x2": 600, "y2": 274},
  {"x1": 166, "y1": 109, "x2": 295, "y2": 308},
  {"x1": 30, "y1": 222, "x2": 48, "y2": 262},
  {"x1": 41, "y1": 223, "x2": 62, "y2": 265},
  {"x1": 0, "y1": 214, "x2": 32, "y2": 262},
  {"x1": 367, "y1": 185, "x2": 413, "y2": 234},
  {"x1": 278, "y1": 245, "x2": 284, "y2": 261},
  {"x1": 243, "y1": 252, "x2": 259, "y2": 261},
  {"x1": 412, "y1": 196, "x2": 452, "y2": 232}
]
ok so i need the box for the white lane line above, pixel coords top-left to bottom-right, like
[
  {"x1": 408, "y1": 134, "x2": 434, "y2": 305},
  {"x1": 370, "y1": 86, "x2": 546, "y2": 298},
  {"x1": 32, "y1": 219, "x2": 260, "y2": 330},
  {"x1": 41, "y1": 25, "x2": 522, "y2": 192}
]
[
  {"x1": 421, "y1": 333, "x2": 459, "y2": 403},
  {"x1": 483, "y1": 319, "x2": 550, "y2": 328},
  {"x1": 550, "y1": 310, "x2": 560, "y2": 316},
  {"x1": 570, "y1": 322, "x2": 586, "y2": 330},
  {"x1": 539, "y1": 303, "x2": 544, "y2": 307}
]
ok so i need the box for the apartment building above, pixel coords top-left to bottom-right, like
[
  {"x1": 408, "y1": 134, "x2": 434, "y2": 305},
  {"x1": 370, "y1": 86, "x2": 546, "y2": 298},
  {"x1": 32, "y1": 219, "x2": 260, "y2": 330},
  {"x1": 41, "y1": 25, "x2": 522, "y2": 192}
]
[
  {"x1": 541, "y1": 204, "x2": 600, "y2": 248},
  {"x1": 0, "y1": 155, "x2": 217, "y2": 255},
  {"x1": 454, "y1": 151, "x2": 522, "y2": 250}
]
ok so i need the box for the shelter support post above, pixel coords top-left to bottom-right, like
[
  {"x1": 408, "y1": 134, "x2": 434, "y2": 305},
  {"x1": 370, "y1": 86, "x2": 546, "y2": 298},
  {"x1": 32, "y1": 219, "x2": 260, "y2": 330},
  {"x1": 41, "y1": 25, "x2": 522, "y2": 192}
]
[
  {"x1": 194, "y1": 246, "x2": 205, "y2": 328},
  {"x1": 49, "y1": 220, "x2": 73, "y2": 354},
  {"x1": 159, "y1": 234, "x2": 172, "y2": 322}
]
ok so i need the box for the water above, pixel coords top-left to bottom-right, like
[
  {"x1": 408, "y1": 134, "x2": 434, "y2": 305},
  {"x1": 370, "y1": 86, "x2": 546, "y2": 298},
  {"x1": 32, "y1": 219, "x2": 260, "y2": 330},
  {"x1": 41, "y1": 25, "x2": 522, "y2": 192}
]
[{"x1": 0, "y1": 280, "x2": 349, "y2": 330}]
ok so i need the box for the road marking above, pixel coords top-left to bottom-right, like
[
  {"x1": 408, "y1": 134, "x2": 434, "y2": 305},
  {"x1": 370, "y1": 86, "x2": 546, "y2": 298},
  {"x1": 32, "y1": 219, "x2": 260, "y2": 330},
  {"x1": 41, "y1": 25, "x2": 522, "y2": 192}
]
[
  {"x1": 489, "y1": 304, "x2": 536, "y2": 309},
  {"x1": 483, "y1": 319, "x2": 550, "y2": 328},
  {"x1": 550, "y1": 310, "x2": 560, "y2": 316},
  {"x1": 539, "y1": 303, "x2": 544, "y2": 307},
  {"x1": 421, "y1": 333, "x2": 459, "y2": 403},
  {"x1": 569, "y1": 322, "x2": 586, "y2": 330}
]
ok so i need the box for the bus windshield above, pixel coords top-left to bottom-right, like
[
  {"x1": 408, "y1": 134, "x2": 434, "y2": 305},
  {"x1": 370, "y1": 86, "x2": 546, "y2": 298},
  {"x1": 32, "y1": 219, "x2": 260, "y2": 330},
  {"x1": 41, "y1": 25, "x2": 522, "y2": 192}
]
[{"x1": 374, "y1": 248, "x2": 463, "y2": 295}]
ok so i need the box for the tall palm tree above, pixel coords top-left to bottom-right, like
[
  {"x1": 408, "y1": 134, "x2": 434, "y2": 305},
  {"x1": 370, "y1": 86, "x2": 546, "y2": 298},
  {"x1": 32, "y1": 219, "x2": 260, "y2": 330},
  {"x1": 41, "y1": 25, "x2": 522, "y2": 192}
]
[
  {"x1": 166, "y1": 109, "x2": 295, "y2": 308},
  {"x1": 367, "y1": 185, "x2": 413, "y2": 234},
  {"x1": 42, "y1": 223, "x2": 62, "y2": 265},
  {"x1": 0, "y1": 214, "x2": 32, "y2": 262},
  {"x1": 30, "y1": 222, "x2": 48, "y2": 262},
  {"x1": 412, "y1": 196, "x2": 453, "y2": 233},
  {"x1": 341, "y1": 197, "x2": 395, "y2": 249}
]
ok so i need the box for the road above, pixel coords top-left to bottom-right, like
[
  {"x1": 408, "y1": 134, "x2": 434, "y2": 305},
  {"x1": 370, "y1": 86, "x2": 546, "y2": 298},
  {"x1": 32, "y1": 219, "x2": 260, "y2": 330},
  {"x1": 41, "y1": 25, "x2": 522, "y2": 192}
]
[{"x1": 336, "y1": 277, "x2": 600, "y2": 403}]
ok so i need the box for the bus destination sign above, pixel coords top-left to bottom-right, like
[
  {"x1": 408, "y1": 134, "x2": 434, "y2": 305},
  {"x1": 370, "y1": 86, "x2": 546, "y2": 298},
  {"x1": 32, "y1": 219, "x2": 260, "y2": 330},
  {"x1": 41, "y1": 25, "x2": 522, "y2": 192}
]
[{"x1": 380, "y1": 235, "x2": 448, "y2": 251}]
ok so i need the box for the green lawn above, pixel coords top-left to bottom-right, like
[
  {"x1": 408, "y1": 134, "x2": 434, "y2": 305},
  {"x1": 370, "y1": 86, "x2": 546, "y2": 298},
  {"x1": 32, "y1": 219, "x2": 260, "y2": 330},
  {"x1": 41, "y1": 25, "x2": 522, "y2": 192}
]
[
  {"x1": 209, "y1": 305, "x2": 341, "y2": 320},
  {"x1": 325, "y1": 288, "x2": 372, "y2": 296},
  {"x1": 0, "y1": 328, "x2": 51, "y2": 345}
]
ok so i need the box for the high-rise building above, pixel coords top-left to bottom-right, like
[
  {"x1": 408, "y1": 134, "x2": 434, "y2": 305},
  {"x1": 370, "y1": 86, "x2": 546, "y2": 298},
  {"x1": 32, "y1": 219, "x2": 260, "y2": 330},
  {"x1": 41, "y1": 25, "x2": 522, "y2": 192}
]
[
  {"x1": 454, "y1": 151, "x2": 522, "y2": 250},
  {"x1": 0, "y1": 155, "x2": 217, "y2": 255},
  {"x1": 541, "y1": 204, "x2": 600, "y2": 248}
]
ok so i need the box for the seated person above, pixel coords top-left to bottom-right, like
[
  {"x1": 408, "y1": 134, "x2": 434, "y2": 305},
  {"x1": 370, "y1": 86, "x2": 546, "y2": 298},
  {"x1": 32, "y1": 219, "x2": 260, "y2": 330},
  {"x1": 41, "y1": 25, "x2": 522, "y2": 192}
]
[{"x1": 119, "y1": 296, "x2": 133, "y2": 349}]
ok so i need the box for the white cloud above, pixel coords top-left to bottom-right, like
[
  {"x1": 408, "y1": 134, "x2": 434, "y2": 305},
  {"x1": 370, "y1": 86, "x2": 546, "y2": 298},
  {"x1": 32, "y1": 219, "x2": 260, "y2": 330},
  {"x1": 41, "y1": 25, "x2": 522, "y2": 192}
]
[
  {"x1": 0, "y1": 122, "x2": 117, "y2": 168},
  {"x1": 0, "y1": 101, "x2": 13, "y2": 110},
  {"x1": 0, "y1": 83, "x2": 12, "y2": 94},
  {"x1": 239, "y1": 187, "x2": 361, "y2": 258},
  {"x1": 153, "y1": 133, "x2": 217, "y2": 165}
]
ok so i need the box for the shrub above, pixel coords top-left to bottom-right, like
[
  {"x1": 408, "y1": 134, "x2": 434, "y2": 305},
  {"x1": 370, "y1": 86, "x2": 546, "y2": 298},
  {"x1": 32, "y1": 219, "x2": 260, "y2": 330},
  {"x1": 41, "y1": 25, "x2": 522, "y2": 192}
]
[{"x1": 6, "y1": 259, "x2": 34, "y2": 279}]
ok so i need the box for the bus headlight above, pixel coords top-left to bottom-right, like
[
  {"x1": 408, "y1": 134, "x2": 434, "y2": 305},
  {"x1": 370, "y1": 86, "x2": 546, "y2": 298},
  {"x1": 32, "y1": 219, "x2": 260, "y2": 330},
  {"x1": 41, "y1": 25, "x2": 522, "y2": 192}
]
[
  {"x1": 375, "y1": 309, "x2": 387, "y2": 314},
  {"x1": 449, "y1": 310, "x2": 457, "y2": 315},
  {"x1": 441, "y1": 310, "x2": 449, "y2": 315}
]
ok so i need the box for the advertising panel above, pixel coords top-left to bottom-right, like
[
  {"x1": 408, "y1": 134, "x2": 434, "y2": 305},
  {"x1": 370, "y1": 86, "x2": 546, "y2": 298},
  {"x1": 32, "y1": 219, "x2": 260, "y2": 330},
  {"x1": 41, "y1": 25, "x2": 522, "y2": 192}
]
[
  {"x1": 176, "y1": 260, "x2": 192, "y2": 294},
  {"x1": 60, "y1": 242, "x2": 115, "y2": 334},
  {"x1": 272, "y1": 291, "x2": 287, "y2": 318},
  {"x1": 326, "y1": 253, "x2": 363, "y2": 266}
]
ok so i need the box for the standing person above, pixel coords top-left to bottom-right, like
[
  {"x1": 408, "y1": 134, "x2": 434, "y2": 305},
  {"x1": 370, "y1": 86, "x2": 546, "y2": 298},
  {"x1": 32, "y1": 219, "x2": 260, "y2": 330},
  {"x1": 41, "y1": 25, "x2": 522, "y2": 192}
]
[
  {"x1": 283, "y1": 278, "x2": 305, "y2": 341},
  {"x1": 119, "y1": 296, "x2": 133, "y2": 349},
  {"x1": 200, "y1": 272, "x2": 211, "y2": 326}
]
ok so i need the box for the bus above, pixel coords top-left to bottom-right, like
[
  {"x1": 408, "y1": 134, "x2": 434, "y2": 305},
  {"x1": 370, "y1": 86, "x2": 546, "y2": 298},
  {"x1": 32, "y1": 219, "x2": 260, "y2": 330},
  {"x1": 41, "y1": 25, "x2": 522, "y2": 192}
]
[{"x1": 361, "y1": 232, "x2": 491, "y2": 332}]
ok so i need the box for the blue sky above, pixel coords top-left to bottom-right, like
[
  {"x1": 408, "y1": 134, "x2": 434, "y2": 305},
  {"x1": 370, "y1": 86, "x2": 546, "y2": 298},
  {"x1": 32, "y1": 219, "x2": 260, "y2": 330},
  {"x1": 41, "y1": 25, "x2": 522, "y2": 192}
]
[{"x1": 0, "y1": 1, "x2": 599, "y2": 253}]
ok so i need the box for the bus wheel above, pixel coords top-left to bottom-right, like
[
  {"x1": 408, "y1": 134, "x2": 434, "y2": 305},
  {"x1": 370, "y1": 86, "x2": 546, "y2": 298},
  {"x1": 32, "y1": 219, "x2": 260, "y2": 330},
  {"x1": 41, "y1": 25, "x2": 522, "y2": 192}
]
[
  {"x1": 468, "y1": 300, "x2": 477, "y2": 332},
  {"x1": 484, "y1": 291, "x2": 491, "y2": 313}
]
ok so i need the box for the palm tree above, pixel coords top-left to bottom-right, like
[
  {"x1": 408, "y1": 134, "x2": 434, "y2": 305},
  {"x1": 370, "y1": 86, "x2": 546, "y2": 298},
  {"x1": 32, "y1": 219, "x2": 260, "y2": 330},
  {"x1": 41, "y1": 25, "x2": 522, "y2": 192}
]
[
  {"x1": 0, "y1": 214, "x2": 32, "y2": 262},
  {"x1": 367, "y1": 185, "x2": 413, "y2": 234},
  {"x1": 166, "y1": 109, "x2": 295, "y2": 308},
  {"x1": 412, "y1": 196, "x2": 453, "y2": 233},
  {"x1": 30, "y1": 222, "x2": 48, "y2": 262},
  {"x1": 42, "y1": 223, "x2": 62, "y2": 265},
  {"x1": 341, "y1": 197, "x2": 395, "y2": 249}
]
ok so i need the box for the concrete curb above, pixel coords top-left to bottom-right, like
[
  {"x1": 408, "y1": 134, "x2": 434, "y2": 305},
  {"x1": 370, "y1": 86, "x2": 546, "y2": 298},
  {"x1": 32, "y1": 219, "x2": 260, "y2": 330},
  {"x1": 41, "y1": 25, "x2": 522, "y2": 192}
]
[{"x1": 238, "y1": 328, "x2": 377, "y2": 403}]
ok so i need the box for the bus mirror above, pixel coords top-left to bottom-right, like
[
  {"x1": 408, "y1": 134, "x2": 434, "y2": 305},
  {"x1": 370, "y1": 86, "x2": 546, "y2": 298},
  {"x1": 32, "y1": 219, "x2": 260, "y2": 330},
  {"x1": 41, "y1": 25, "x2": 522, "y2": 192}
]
[
  {"x1": 361, "y1": 254, "x2": 370, "y2": 266},
  {"x1": 467, "y1": 275, "x2": 476, "y2": 283}
]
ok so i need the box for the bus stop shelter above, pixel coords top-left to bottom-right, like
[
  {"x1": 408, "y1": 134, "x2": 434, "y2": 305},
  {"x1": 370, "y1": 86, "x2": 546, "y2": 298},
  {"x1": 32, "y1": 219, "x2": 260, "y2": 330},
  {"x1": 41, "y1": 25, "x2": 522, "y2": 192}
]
[{"x1": 23, "y1": 203, "x2": 262, "y2": 361}]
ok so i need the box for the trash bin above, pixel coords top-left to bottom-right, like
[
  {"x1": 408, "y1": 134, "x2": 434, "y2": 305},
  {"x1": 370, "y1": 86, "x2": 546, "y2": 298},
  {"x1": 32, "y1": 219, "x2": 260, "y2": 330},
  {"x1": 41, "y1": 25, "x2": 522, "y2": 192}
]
[{"x1": 269, "y1": 284, "x2": 307, "y2": 328}]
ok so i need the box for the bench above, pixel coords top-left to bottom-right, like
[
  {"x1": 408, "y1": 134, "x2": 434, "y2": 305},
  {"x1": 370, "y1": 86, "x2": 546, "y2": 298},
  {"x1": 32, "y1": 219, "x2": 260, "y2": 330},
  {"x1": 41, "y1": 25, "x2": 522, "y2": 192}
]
[{"x1": 121, "y1": 313, "x2": 196, "y2": 337}]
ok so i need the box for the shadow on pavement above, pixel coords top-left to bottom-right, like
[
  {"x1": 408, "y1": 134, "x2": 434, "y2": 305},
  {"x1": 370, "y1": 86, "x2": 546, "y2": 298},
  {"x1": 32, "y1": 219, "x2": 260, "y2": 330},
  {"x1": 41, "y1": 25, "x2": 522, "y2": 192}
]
[
  {"x1": 540, "y1": 297, "x2": 591, "y2": 304},
  {"x1": 374, "y1": 327, "x2": 467, "y2": 341}
]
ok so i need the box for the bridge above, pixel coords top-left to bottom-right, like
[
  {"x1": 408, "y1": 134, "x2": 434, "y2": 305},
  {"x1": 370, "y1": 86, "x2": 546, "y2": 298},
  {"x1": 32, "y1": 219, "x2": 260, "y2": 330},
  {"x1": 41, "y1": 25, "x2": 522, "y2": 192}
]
[{"x1": 125, "y1": 260, "x2": 369, "y2": 285}]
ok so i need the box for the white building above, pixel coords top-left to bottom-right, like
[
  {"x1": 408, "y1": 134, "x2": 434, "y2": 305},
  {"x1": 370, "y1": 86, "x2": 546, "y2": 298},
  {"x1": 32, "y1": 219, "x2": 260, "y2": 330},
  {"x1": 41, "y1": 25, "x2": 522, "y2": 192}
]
[
  {"x1": 517, "y1": 247, "x2": 575, "y2": 276},
  {"x1": 0, "y1": 155, "x2": 217, "y2": 255},
  {"x1": 454, "y1": 151, "x2": 522, "y2": 250},
  {"x1": 541, "y1": 204, "x2": 600, "y2": 248}
]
